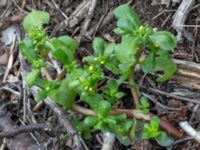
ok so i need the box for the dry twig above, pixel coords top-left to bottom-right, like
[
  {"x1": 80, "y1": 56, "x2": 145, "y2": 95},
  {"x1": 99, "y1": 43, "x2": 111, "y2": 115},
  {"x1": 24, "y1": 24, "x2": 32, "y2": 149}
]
[
  {"x1": 3, "y1": 35, "x2": 16, "y2": 82},
  {"x1": 0, "y1": 124, "x2": 48, "y2": 138},
  {"x1": 179, "y1": 121, "x2": 200, "y2": 143},
  {"x1": 172, "y1": 0, "x2": 195, "y2": 42},
  {"x1": 80, "y1": 0, "x2": 98, "y2": 41},
  {"x1": 101, "y1": 132, "x2": 115, "y2": 150}
]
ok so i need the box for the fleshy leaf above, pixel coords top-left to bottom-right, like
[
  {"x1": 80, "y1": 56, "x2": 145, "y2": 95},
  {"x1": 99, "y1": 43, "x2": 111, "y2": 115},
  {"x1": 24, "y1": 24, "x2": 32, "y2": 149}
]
[
  {"x1": 139, "y1": 96, "x2": 150, "y2": 114},
  {"x1": 23, "y1": 10, "x2": 50, "y2": 33},
  {"x1": 104, "y1": 43, "x2": 116, "y2": 58},
  {"x1": 96, "y1": 100, "x2": 111, "y2": 117},
  {"x1": 26, "y1": 69, "x2": 40, "y2": 87},
  {"x1": 114, "y1": 4, "x2": 141, "y2": 31},
  {"x1": 82, "y1": 131, "x2": 92, "y2": 140},
  {"x1": 115, "y1": 35, "x2": 139, "y2": 67},
  {"x1": 35, "y1": 90, "x2": 47, "y2": 101},
  {"x1": 84, "y1": 116, "x2": 98, "y2": 127},
  {"x1": 155, "y1": 53, "x2": 176, "y2": 82},
  {"x1": 116, "y1": 133, "x2": 132, "y2": 146},
  {"x1": 92, "y1": 37, "x2": 105, "y2": 57},
  {"x1": 141, "y1": 52, "x2": 155, "y2": 73},
  {"x1": 149, "y1": 31, "x2": 176, "y2": 51},
  {"x1": 44, "y1": 36, "x2": 77, "y2": 65},
  {"x1": 150, "y1": 117, "x2": 160, "y2": 130},
  {"x1": 51, "y1": 78, "x2": 77, "y2": 109},
  {"x1": 58, "y1": 36, "x2": 78, "y2": 52},
  {"x1": 117, "y1": 18, "x2": 134, "y2": 33},
  {"x1": 156, "y1": 132, "x2": 174, "y2": 147},
  {"x1": 19, "y1": 38, "x2": 38, "y2": 63}
]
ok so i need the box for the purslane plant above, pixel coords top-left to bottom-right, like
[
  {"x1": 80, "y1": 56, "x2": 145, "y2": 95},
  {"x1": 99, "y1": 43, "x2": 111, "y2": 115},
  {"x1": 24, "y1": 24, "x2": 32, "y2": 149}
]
[{"x1": 19, "y1": 4, "x2": 177, "y2": 146}]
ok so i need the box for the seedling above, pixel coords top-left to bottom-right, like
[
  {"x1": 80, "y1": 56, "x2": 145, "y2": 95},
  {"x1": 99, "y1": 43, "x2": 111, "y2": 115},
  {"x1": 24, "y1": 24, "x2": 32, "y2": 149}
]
[
  {"x1": 19, "y1": 4, "x2": 177, "y2": 147},
  {"x1": 143, "y1": 117, "x2": 174, "y2": 146}
]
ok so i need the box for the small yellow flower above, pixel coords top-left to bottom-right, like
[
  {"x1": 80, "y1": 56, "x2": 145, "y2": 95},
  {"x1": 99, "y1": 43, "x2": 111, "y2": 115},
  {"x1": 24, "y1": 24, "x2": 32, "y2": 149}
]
[
  {"x1": 89, "y1": 66, "x2": 93, "y2": 71},
  {"x1": 139, "y1": 26, "x2": 144, "y2": 32},
  {"x1": 84, "y1": 86, "x2": 89, "y2": 90},
  {"x1": 89, "y1": 87, "x2": 93, "y2": 91},
  {"x1": 100, "y1": 61, "x2": 105, "y2": 64}
]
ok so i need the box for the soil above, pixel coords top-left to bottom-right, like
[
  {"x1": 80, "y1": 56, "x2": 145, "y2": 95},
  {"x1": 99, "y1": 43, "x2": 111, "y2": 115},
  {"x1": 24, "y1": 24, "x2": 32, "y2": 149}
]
[{"x1": 0, "y1": 0, "x2": 200, "y2": 149}]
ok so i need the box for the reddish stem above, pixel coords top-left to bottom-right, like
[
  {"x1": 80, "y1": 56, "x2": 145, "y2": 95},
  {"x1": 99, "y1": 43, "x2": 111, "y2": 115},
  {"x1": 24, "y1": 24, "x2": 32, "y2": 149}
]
[{"x1": 72, "y1": 104, "x2": 184, "y2": 138}]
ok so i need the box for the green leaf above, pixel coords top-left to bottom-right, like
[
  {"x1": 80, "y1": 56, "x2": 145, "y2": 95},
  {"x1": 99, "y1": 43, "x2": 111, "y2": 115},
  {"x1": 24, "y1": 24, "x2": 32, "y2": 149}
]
[
  {"x1": 58, "y1": 36, "x2": 78, "y2": 52},
  {"x1": 115, "y1": 92, "x2": 124, "y2": 99},
  {"x1": 45, "y1": 36, "x2": 77, "y2": 65},
  {"x1": 106, "y1": 116, "x2": 117, "y2": 125},
  {"x1": 155, "y1": 53, "x2": 176, "y2": 82},
  {"x1": 115, "y1": 35, "x2": 139, "y2": 66},
  {"x1": 150, "y1": 117, "x2": 160, "y2": 130},
  {"x1": 149, "y1": 31, "x2": 176, "y2": 51},
  {"x1": 68, "y1": 80, "x2": 80, "y2": 89},
  {"x1": 105, "y1": 61, "x2": 120, "y2": 74},
  {"x1": 23, "y1": 10, "x2": 50, "y2": 33},
  {"x1": 82, "y1": 131, "x2": 92, "y2": 140},
  {"x1": 142, "y1": 117, "x2": 161, "y2": 139},
  {"x1": 44, "y1": 40, "x2": 68, "y2": 64},
  {"x1": 19, "y1": 38, "x2": 38, "y2": 63},
  {"x1": 105, "y1": 79, "x2": 118, "y2": 94},
  {"x1": 26, "y1": 69, "x2": 40, "y2": 87},
  {"x1": 84, "y1": 116, "x2": 98, "y2": 127},
  {"x1": 104, "y1": 43, "x2": 116, "y2": 58},
  {"x1": 92, "y1": 38, "x2": 105, "y2": 57},
  {"x1": 141, "y1": 52, "x2": 155, "y2": 73},
  {"x1": 114, "y1": 4, "x2": 141, "y2": 31},
  {"x1": 51, "y1": 78, "x2": 77, "y2": 109},
  {"x1": 35, "y1": 90, "x2": 47, "y2": 101},
  {"x1": 96, "y1": 100, "x2": 111, "y2": 117},
  {"x1": 116, "y1": 133, "x2": 132, "y2": 146},
  {"x1": 139, "y1": 96, "x2": 150, "y2": 114},
  {"x1": 123, "y1": 120, "x2": 133, "y2": 132},
  {"x1": 113, "y1": 28, "x2": 126, "y2": 35},
  {"x1": 117, "y1": 18, "x2": 134, "y2": 33},
  {"x1": 95, "y1": 120, "x2": 109, "y2": 131},
  {"x1": 155, "y1": 132, "x2": 174, "y2": 147}
]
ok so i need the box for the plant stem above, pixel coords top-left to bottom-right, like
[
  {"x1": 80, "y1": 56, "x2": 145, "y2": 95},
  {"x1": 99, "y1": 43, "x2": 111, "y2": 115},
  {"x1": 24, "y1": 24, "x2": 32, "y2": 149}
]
[
  {"x1": 128, "y1": 47, "x2": 143, "y2": 109},
  {"x1": 71, "y1": 104, "x2": 183, "y2": 138},
  {"x1": 128, "y1": 73, "x2": 140, "y2": 109},
  {"x1": 72, "y1": 104, "x2": 96, "y2": 116}
]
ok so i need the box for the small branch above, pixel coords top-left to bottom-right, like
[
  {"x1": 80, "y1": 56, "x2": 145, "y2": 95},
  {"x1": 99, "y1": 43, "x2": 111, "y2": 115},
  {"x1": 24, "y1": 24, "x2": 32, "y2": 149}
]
[
  {"x1": 0, "y1": 15, "x2": 23, "y2": 30},
  {"x1": 43, "y1": 68, "x2": 53, "y2": 81},
  {"x1": 44, "y1": 99, "x2": 82, "y2": 150},
  {"x1": 55, "y1": 69, "x2": 66, "y2": 81},
  {"x1": 179, "y1": 121, "x2": 200, "y2": 143},
  {"x1": 0, "y1": 112, "x2": 44, "y2": 149},
  {"x1": 67, "y1": 0, "x2": 92, "y2": 28},
  {"x1": 3, "y1": 35, "x2": 16, "y2": 83},
  {"x1": 0, "y1": 124, "x2": 48, "y2": 138},
  {"x1": 101, "y1": 132, "x2": 115, "y2": 150},
  {"x1": 146, "y1": 87, "x2": 200, "y2": 104},
  {"x1": 80, "y1": 0, "x2": 98, "y2": 42},
  {"x1": 172, "y1": 0, "x2": 195, "y2": 42},
  {"x1": 31, "y1": 87, "x2": 82, "y2": 150}
]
